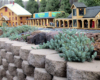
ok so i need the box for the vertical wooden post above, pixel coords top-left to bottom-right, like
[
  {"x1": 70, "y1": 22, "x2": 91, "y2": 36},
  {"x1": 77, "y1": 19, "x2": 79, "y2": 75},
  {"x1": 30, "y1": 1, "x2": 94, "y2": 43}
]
[
  {"x1": 68, "y1": 21, "x2": 69, "y2": 28},
  {"x1": 88, "y1": 19, "x2": 90, "y2": 29},
  {"x1": 63, "y1": 20, "x2": 65, "y2": 27},
  {"x1": 55, "y1": 19, "x2": 56, "y2": 27},
  {"x1": 95, "y1": 19, "x2": 97, "y2": 29},
  {"x1": 59, "y1": 20, "x2": 61, "y2": 27},
  {"x1": 82, "y1": 20, "x2": 84, "y2": 28},
  {"x1": 33, "y1": 20, "x2": 34, "y2": 26},
  {"x1": 47, "y1": 19, "x2": 49, "y2": 27}
]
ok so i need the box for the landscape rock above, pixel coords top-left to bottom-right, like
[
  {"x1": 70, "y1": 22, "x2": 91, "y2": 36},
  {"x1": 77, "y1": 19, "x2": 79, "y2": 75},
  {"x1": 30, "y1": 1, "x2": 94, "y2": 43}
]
[
  {"x1": 34, "y1": 68, "x2": 52, "y2": 80},
  {"x1": 45, "y1": 54, "x2": 66, "y2": 77},
  {"x1": 13, "y1": 76, "x2": 18, "y2": 80},
  {"x1": 28, "y1": 49, "x2": 57, "y2": 68},
  {"x1": 0, "y1": 66, "x2": 6, "y2": 78},
  {"x1": 0, "y1": 29, "x2": 3, "y2": 36},
  {"x1": 2, "y1": 77, "x2": 7, "y2": 80},
  {"x1": 0, "y1": 49, "x2": 7, "y2": 58}
]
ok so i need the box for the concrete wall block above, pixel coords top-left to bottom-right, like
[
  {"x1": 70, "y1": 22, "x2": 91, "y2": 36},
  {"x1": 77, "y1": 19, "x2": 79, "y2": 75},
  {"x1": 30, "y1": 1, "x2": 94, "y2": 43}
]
[
  {"x1": 22, "y1": 61, "x2": 34, "y2": 76},
  {"x1": 8, "y1": 63, "x2": 17, "y2": 76},
  {"x1": 6, "y1": 52, "x2": 14, "y2": 63},
  {"x1": 14, "y1": 56, "x2": 22, "y2": 68}
]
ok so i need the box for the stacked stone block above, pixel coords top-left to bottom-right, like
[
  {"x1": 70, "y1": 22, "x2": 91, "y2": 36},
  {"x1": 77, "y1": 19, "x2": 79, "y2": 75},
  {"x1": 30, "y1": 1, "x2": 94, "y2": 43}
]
[{"x1": 0, "y1": 38, "x2": 99, "y2": 80}]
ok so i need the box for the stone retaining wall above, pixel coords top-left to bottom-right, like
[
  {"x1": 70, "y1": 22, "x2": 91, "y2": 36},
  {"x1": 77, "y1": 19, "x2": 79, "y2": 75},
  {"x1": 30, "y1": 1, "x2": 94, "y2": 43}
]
[
  {"x1": 0, "y1": 38, "x2": 67, "y2": 80},
  {"x1": 0, "y1": 38, "x2": 100, "y2": 80}
]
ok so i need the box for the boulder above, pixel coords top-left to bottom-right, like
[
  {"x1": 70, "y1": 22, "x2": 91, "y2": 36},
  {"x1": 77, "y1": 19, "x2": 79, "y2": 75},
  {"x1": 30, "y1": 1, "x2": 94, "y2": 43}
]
[
  {"x1": 0, "y1": 66, "x2": 6, "y2": 78},
  {"x1": 13, "y1": 76, "x2": 18, "y2": 80},
  {"x1": 0, "y1": 49, "x2": 7, "y2": 58},
  {"x1": 34, "y1": 68, "x2": 52, "y2": 80},
  {"x1": 28, "y1": 49, "x2": 57, "y2": 68},
  {"x1": 2, "y1": 77, "x2": 7, "y2": 80},
  {"x1": 67, "y1": 60, "x2": 100, "y2": 80},
  {"x1": 45, "y1": 54, "x2": 66, "y2": 77}
]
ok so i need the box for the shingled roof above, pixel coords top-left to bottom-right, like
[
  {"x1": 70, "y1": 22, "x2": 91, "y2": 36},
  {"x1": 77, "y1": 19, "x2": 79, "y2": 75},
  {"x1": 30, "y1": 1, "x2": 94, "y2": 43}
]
[
  {"x1": 0, "y1": 3, "x2": 32, "y2": 16},
  {"x1": 73, "y1": 2, "x2": 87, "y2": 8}
]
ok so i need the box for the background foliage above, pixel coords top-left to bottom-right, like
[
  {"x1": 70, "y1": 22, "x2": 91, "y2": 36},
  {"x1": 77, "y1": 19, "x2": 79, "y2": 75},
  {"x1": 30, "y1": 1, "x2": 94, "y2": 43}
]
[{"x1": 15, "y1": 0, "x2": 24, "y2": 7}]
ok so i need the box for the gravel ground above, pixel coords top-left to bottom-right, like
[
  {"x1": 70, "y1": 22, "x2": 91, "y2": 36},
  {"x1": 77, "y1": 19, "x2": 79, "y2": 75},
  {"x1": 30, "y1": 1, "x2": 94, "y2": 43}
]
[{"x1": 38, "y1": 28, "x2": 100, "y2": 33}]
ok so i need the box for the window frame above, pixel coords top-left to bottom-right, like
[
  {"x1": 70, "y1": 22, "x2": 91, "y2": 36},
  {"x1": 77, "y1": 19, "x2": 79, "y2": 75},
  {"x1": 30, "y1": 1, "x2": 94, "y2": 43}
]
[
  {"x1": 5, "y1": 7, "x2": 7, "y2": 12},
  {"x1": 73, "y1": 19, "x2": 77, "y2": 27},
  {"x1": 20, "y1": 17, "x2": 22, "y2": 20},
  {"x1": 73, "y1": 9, "x2": 76, "y2": 16},
  {"x1": 79, "y1": 8, "x2": 84, "y2": 16}
]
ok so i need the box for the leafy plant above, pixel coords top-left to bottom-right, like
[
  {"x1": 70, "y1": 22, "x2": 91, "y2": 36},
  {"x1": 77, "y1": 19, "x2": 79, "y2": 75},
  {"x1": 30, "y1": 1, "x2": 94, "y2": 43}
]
[{"x1": 39, "y1": 29, "x2": 97, "y2": 62}]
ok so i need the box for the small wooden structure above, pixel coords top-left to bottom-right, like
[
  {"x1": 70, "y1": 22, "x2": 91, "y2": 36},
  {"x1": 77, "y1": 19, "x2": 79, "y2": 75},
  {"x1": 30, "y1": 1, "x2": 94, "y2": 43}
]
[
  {"x1": 55, "y1": 2, "x2": 100, "y2": 29},
  {"x1": 26, "y1": 11, "x2": 62, "y2": 28}
]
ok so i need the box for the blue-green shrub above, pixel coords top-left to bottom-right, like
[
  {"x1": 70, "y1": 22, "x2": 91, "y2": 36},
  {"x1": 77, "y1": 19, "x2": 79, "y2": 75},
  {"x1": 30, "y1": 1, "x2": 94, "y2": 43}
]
[{"x1": 39, "y1": 29, "x2": 97, "y2": 62}]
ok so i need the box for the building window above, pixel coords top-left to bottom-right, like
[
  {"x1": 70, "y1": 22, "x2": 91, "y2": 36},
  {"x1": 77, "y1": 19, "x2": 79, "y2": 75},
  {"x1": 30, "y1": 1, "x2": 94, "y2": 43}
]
[
  {"x1": 79, "y1": 8, "x2": 84, "y2": 15},
  {"x1": 9, "y1": 12, "x2": 11, "y2": 16},
  {"x1": 26, "y1": 17, "x2": 28, "y2": 19},
  {"x1": 9, "y1": 17, "x2": 11, "y2": 20},
  {"x1": 12, "y1": 17, "x2": 14, "y2": 20},
  {"x1": 12, "y1": 12, "x2": 14, "y2": 15},
  {"x1": 73, "y1": 20, "x2": 77, "y2": 27},
  {"x1": 16, "y1": 22, "x2": 17, "y2": 25},
  {"x1": 15, "y1": 17, "x2": 17, "y2": 20},
  {"x1": 1, "y1": 13, "x2": 3, "y2": 16},
  {"x1": 5, "y1": 7, "x2": 7, "y2": 12},
  {"x1": 20, "y1": 17, "x2": 22, "y2": 20},
  {"x1": 73, "y1": 9, "x2": 76, "y2": 16}
]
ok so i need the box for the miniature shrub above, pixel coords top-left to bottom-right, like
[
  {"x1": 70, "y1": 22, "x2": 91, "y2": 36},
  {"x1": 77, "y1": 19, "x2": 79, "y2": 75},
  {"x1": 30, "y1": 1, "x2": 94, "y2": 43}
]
[
  {"x1": 39, "y1": 29, "x2": 97, "y2": 62},
  {"x1": 0, "y1": 25, "x2": 37, "y2": 40}
]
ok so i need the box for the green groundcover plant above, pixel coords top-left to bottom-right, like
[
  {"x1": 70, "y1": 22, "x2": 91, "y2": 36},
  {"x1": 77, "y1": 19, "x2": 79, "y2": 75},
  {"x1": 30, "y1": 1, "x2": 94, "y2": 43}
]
[
  {"x1": 39, "y1": 29, "x2": 97, "y2": 62},
  {"x1": 0, "y1": 25, "x2": 37, "y2": 40}
]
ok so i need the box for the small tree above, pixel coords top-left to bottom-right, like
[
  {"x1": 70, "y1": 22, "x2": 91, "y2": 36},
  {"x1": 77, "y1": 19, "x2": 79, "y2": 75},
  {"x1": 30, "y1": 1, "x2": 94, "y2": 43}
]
[
  {"x1": 39, "y1": 0, "x2": 46, "y2": 12},
  {"x1": 78, "y1": 0, "x2": 100, "y2": 7},
  {"x1": 55, "y1": 12, "x2": 69, "y2": 18},
  {"x1": 26, "y1": 0, "x2": 38, "y2": 17},
  {"x1": 15, "y1": 0, "x2": 24, "y2": 7},
  {"x1": 59, "y1": 0, "x2": 71, "y2": 14},
  {"x1": 45, "y1": 0, "x2": 60, "y2": 12}
]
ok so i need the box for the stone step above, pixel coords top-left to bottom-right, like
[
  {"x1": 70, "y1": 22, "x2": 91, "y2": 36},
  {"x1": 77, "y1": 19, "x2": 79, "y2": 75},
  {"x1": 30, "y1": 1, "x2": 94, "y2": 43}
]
[
  {"x1": 2, "y1": 77, "x2": 7, "y2": 80},
  {"x1": 22, "y1": 61, "x2": 34, "y2": 76},
  {"x1": 53, "y1": 76, "x2": 67, "y2": 80},
  {"x1": 67, "y1": 60, "x2": 100, "y2": 80},
  {"x1": 6, "y1": 70, "x2": 13, "y2": 80},
  {"x1": 28, "y1": 49, "x2": 57, "y2": 68},
  {"x1": 45, "y1": 54, "x2": 66, "y2": 77},
  {"x1": 13, "y1": 76, "x2": 18, "y2": 80},
  {"x1": 2, "y1": 58, "x2": 8, "y2": 70},
  {"x1": 6, "y1": 52, "x2": 14, "y2": 63},
  {"x1": 14, "y1": 56, "x2": 22, "y2": 68},
  {"x1": 8, "y1": 63, "x2": 17, "y2": 76},
  {"x1": 26, "y1": 76, "x2": 34, "y2": 80},
  {"x1": 11, "y1": 42, "x2": 28, "y2": 56},
  {"x1": 0, "y1": 49, "x2": 7, "y2": 58},
  {"x1": 34, "y1": 68, "x2": 52, "y2": 80}
]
